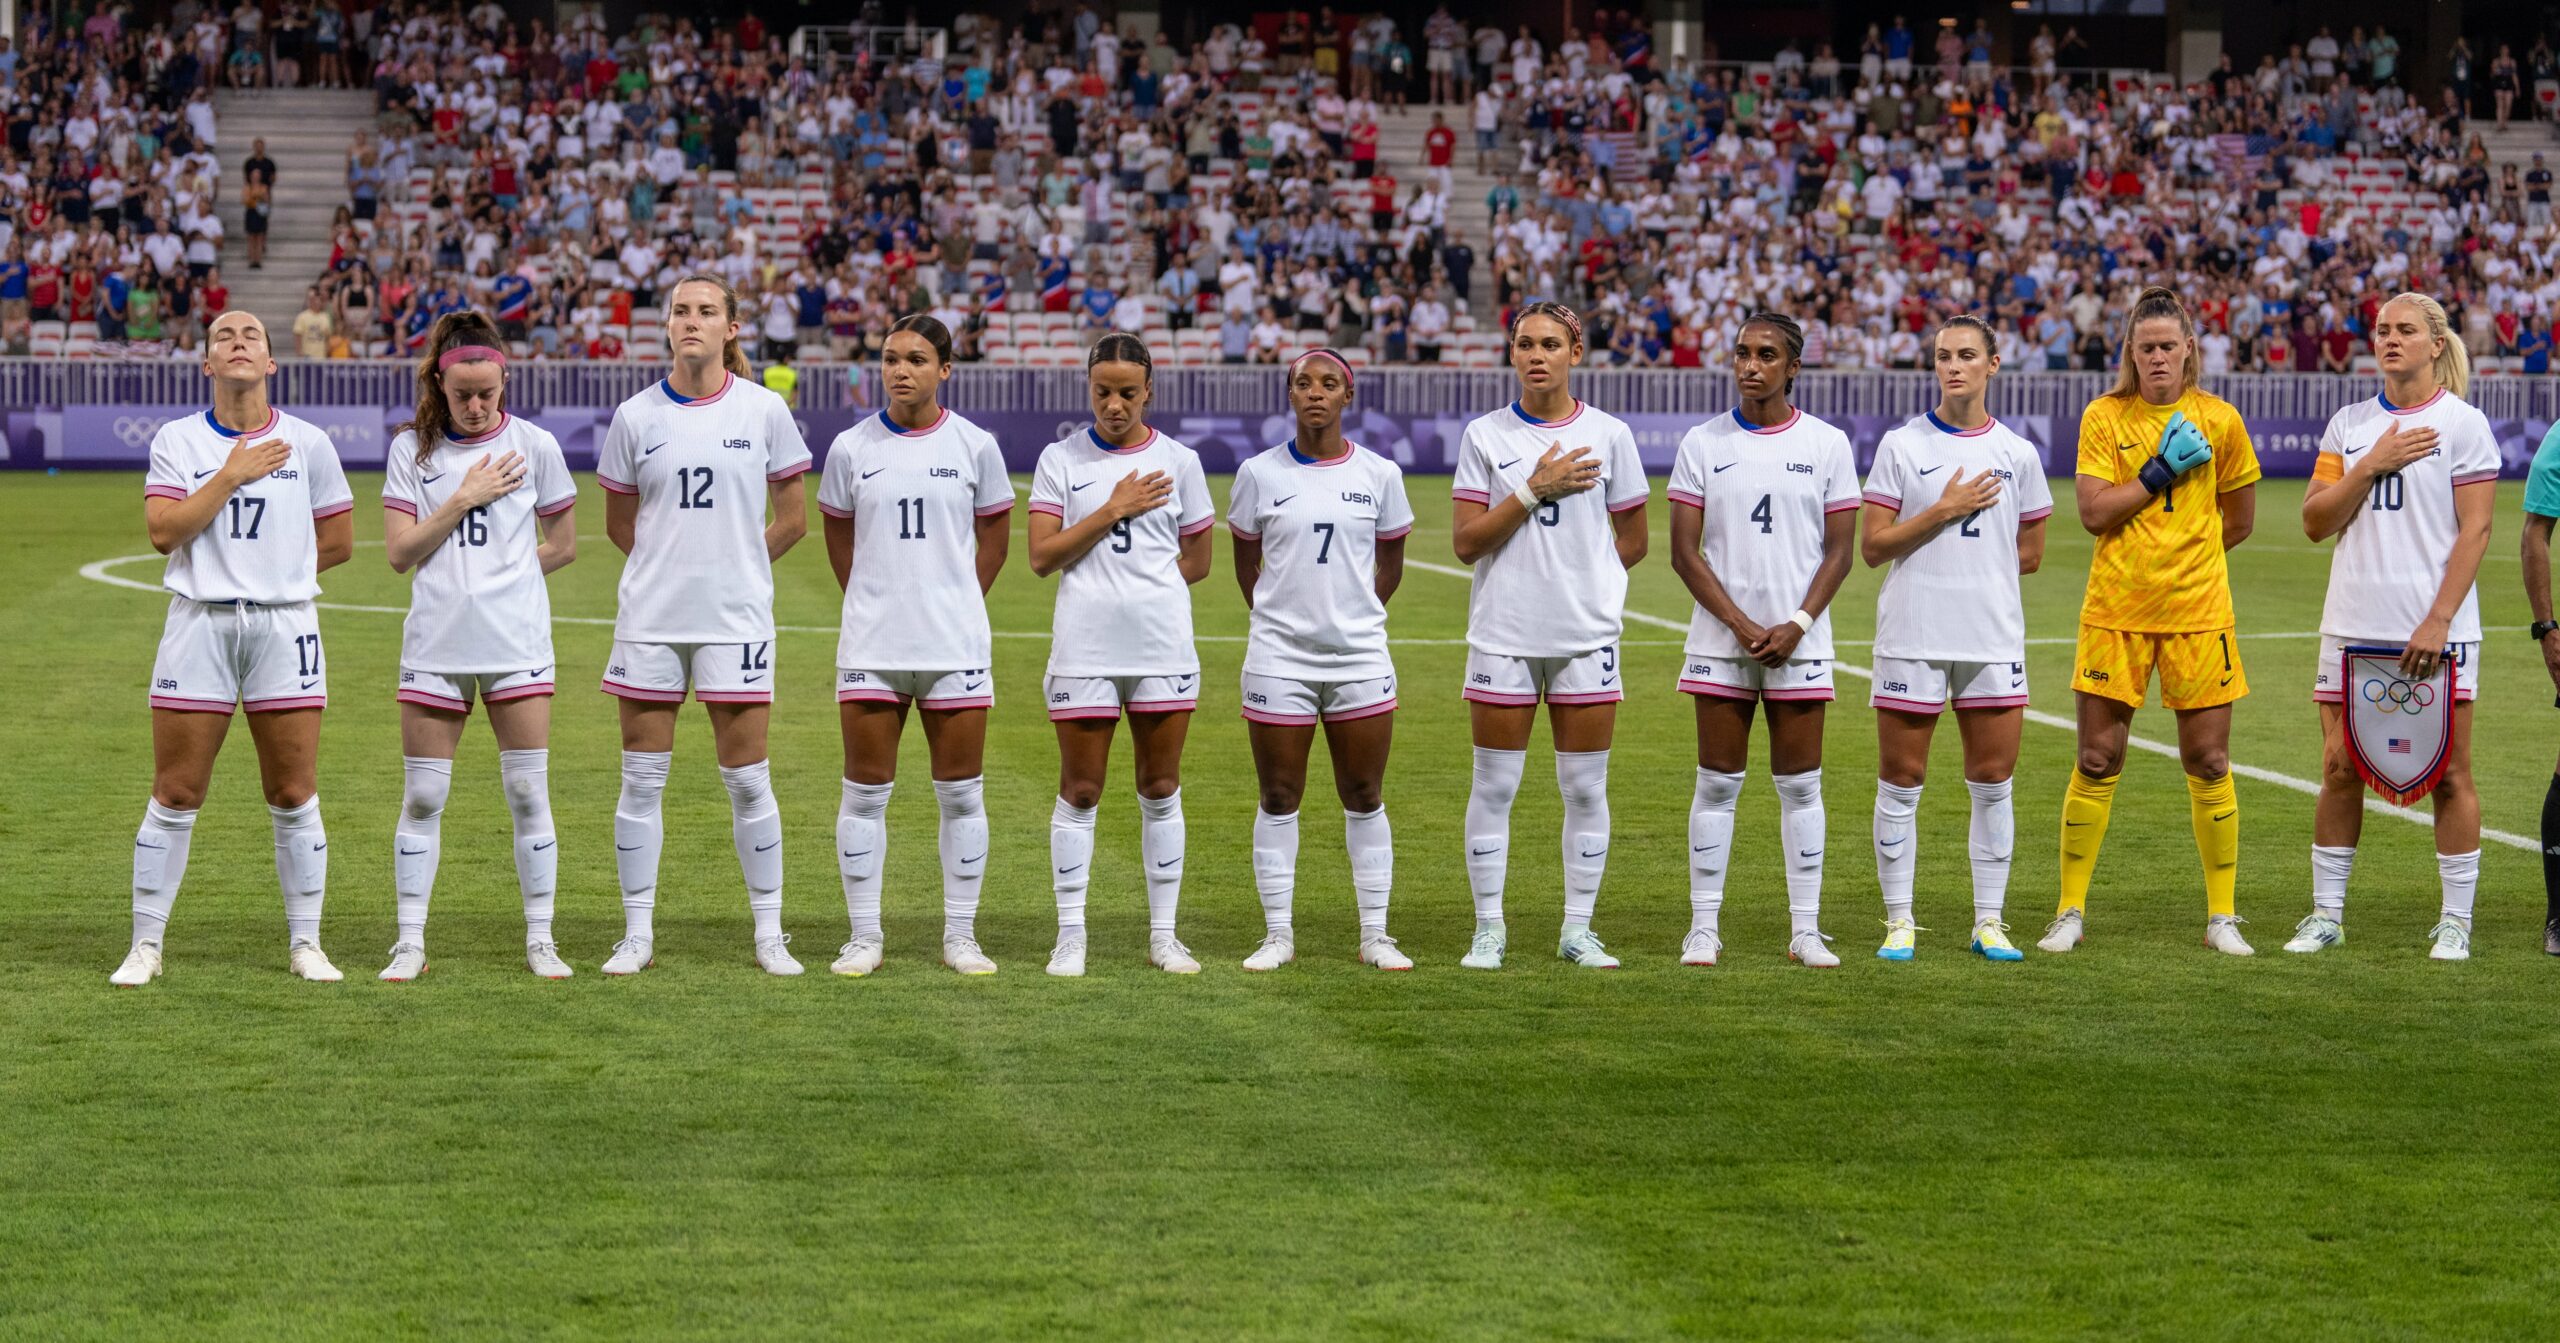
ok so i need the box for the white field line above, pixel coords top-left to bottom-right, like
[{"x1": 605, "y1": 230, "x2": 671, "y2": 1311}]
[{"x1": 1402, "y1": 558, "x2": 2538, "y2": 853}]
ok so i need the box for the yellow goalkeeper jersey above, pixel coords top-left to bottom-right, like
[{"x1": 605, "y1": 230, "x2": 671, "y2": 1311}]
[{"x1": 2075, "y1": 388, "x2": 2262, "y2": 633}]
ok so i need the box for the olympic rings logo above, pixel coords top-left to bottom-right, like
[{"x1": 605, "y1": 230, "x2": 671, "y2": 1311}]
[
  {"x1": 2361, "y1": 677, "x2": 2437, "y2": 714},
  {"x1": 114, "y1": 415, "x2": 171, "y2": 448}
]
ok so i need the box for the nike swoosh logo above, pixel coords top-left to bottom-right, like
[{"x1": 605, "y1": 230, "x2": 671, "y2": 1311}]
[
  {"x1": 1878, "y1": 840, "x2": 1904, "y2": 852},
  {"x1": 1579, "y1": 848, "x2": 1607, "y2": 859},
  {"x1": 1497, "y1": 458, "x2": 1521, "y2": 470},
  {"x1": 2344, "y1": 444, "x2": 2367, "y2": 457},
  {"x1": 2213, "y1": 810, "x2": 2235, "y2": 822},
  {"x1": 532, "y1": 840, "x2": 555, "y2": 852},
  {"x1": 2065, "y1": 821, "x2": 2089, "y2": 828},
  {"x1": 1690, "y1": 843, "x2": 1717, "y2": 853},
  {"x1": 136, "y1": 840, "x2": 165, "y2": 850},
  {"x1": 617, "y1": 843, "x2": 644, "y2": 851},
  {"x1": 1600, "y1": 676, "x2": 1618, "y2": 686},
  {"x1": 2219, "y1": 675, "x2": 2233, "y2": 686},
  {"x1": 300, "y1": 679, "x2": 320, "y2": 689},
  {"x1": 1057, "y1": 864, "x2": 1085, "y2": 874},
  {"x1": 193, "y1": 467, "x2": 217, "y2": 479},
  {"x1": 1155, "y1": 858, "x2": 1178, "y2": 868},
  {"x1": 1712, "y1": 462, "x2": 1736, "y2": 473},
  {"x1": 842, "y1": 849, "x2": 873, "y2": 859},
  {"x1": 755, "y1": 841, "x2": 779, "y2": 852},
  {"x1": 1071, "y1": 480, "x2": 1093, "y2": 491},
  {"x1": 1805, "y1": 671, "x2": 1822, "y2": 681},
  {"x1": 1470, "y1": 846, "x2": 1500, "y2": 856},
  {"x1": 862, "y1": 468, "x2": 885, "y2": 479},
  {"x1": 2117, "y1": 442, "x2": 2141, "y2": 453},
  {"x1": 964, "y1": 851, "x2": 987, "y2": 864},
  {"x1": 1797, "y1": 849, "x2": 1822, "y2": 858},
  {"x1": 398, "y1": 846, "x2": 427, "y2": 856},
  {"x1": 1917, "y1": 465, "x2": 1944, "y2": 476},
  {"x1": 643, "y1": 443, "x2": 665, "y2": 455},
  {"x1": 963, "y1": 680, "x2": 987, "y2": 692},
  {"x1": 743, "y1": 674, "x2": 764, "y2": 684},
  {"x1": 312, "y1": 843, "x2": 326, "y2": 851},
  {"x1": 1272, "y1": 494, "x2": 1297, "y2": 506},
  {"x1": 422, "y1": 473, "x2": 446, "y2": 484}
]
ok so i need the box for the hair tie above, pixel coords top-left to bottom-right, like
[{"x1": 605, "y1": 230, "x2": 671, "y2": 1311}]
[
  {"x1": 437, "y1": 345, "x2": 507, "y2": 370},
  {"x1": 1289, "y1": 348, "x2": 1355, "y2": 388}
]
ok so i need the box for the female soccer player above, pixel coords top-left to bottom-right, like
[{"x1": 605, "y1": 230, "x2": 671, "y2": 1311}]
[
  {"x1": 2289, "y1": 293, "x2": 2498, "y2": 960},
  {"x1": 1027, "y1": 334, "x2": 1214, "y2": 977},
  {"x1": 1451, "y1": 301, "x2": 1649, "y2": 971},
  {"x1": 116, "y1": 310, "x2": 354, "y2": 986},
  {"x1": 1665, "y1": 312, "x2": 1859, "y2": 969},
  {"x1": 2048, "y1": 285, "x2": 2261, "y2": 956},
  {"x1": 595, "y1": 274, "x2": 811, "y2": 977},
  {"x1": 378, "y1": 311, "x2": 578, "y2": 981},
  {"x1": 1858, "y1": 316, "x2": 2051, "y2": 963},
  {"x1": 1230, "y1": 349, "x2": 1416, "y2": 971},
  {"x1": 818, "y1": 314, "x2": 1013, "y2": 977}
]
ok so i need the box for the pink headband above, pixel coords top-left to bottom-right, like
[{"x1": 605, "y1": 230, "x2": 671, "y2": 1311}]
[
  {"x1": 437, "y1": 345, "x2": 507, "y2": 370},
  {"x1": 1289, "y1": 348, "x2": 1354, "y2": 388}
]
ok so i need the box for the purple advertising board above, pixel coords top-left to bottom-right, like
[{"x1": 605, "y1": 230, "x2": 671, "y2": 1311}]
[{"x1": 14, "y1": 402, "x2": 2554, "y2": 480}]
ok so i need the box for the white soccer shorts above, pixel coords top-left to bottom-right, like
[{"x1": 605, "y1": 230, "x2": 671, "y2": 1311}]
[
  {"x1": 2313, "y1": 635, "x2": 2478, "y2": 704},
  {"x1": 1676, "y1": 654, "x2": 1836, "y2": 703},
  {"x1": 1869, "y1": 656, "x2": 2030, "y2": 714},
  {"x1": 398, "y1": 665, "x2": 556, "y2": 712},
  {"x1": 602, "y1": 639, "x2": 777, "y2": 705},
  {"x1": 1239, "y1": 670, "x2": 1398, "y2": 725},
  {"x1": 149, "y1": 596, "x2": 326, "y2": 714},
  {"x1": 1045, "y1": 672, "x2": 1201, "y2": 720},
  {"x1": 836, "y1": 666, "x2": 994, "y2": 710},
  {"x1": 1460, "y1": 646, "x2": 1624, "y2": 706}
]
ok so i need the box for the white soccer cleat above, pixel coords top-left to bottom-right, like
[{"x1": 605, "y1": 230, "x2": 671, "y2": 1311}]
[
  {"x1": 944, "y1": 935, "x2": 998, "y2": 976},
  {"x1": 1149, "y1": 933, "x2": 1202, "y2": 975},
  {"x1": 601, "y1": 937, "x2": 654, "y2": 976},
  {"x1": 2205, "y1": 914, "x2": 2255, "y2": 957},
  {"x1": 1557, "y1": 928, "x2": 1619, "y2": 968},
  {"x1": 110, "y1": 940, "x2": 162, "y2": 987},
  {"x1": 288, "y1": 937, "x2": 343, "y2": 982},
  {"x1": 1460, "y1": 923, "x2": 1506, "y2": 970},
  {"x1": 526, "y1": 941, "x2": 574, "y2": 979},
  {"x1": 1360, "y1": 934, "x2": 1414, "y2": 970},
  {"x1": 1679, "y1": 927, "x2": 1721, "y2": 967},
  {"x1": 2427, "y1": 918, "x2": 2472, "y2": 962},
  {"x1": 831, "y1": 936, "x2": 884, "y2": 977},
  {"x1": 1788, "y1": 929, "x2": 1840, "y2": 968},
  {"x1": 2282, "y1": 913, "x2": 2344, "y2": 955},
  {"x1": 2037, "y1": 910, "x2": 2084, "y2": 953},
  {"x1": 378, "y1": 942, "x2": 428, "y2": 982},
  {"x1": 755, "y1": 934, "x2": 804, "y2": 976},
  {"x1": 1046, "y1": 930, "x2": 1087, "y2": 978},
  {"x1": 1241, "y1": 933, "x2": 1295, "y2": 971}
]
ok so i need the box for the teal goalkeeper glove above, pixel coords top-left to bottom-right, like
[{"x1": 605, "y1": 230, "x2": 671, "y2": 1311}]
[{"x1": 2138, "y1": 411, "x2": 2214, "y2": 494}]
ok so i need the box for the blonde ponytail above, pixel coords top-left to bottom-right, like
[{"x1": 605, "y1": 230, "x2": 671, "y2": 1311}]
[{"x1": 2384, "y1": 292, "x2": 2470, "y2": 399}]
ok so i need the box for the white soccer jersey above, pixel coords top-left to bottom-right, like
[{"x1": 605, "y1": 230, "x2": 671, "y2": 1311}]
[
  {"x1": 1029, "y1": 426, "x2": 1215, "y2": 677},
  {"x1": 1861, "y1": 412, "x2": 2055, "y2": 662},
  {"x1": 1228, "y1": 439, "x2": 1417, "y2": 680},
  {"x1": 2315, "y1": 389, "x2": 2503, "y2": 643},
  {"x1": 817, "y1": 406, "x2": 1016, "y2": 671},
  {"x1": 596, "y1": 373, "x2": 811, "y2": 644},
  {"x1": 1665, "y1": 407, "x2": 1861, "y2": 661},
  {"x1": 1450, "y1": 400, "x2": 1649, "y2": 657},
  {"x1": 383, "y1": 414, "x2": 578, "y2": 672},
  {"x1": 143, "y1": 406, "x2": 354, "y2": 604}
]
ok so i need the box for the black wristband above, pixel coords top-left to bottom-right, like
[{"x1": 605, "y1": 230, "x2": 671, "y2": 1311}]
[
  {"x1": 2137, "y1": 454, "x2": 2178, "y2": 495},
  {"x1": 2533, "y1": 619, "x2": 2559, "y2": 640}
]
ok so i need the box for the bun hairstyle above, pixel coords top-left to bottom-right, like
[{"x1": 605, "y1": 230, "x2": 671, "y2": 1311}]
[
  {"x1": 398, "y1": 309, "x2": 508, "y2": 462},
  {"x1": 1932, "y1": 313, "x2": 1998, "y2": 360},
  {"x1": 1087, "y1": 331, "x2": 1154, "y2": 379},
  {"x1": 2108, "y1": 285, "x2": 2201, "y2": 400},
  {"x1": 888, "y1": 312, "x2": 955, "y2": 366},
  {"x1": 2383, "y1": 292, "x2": 2471, "y2": 398},
  {"x1": 1740, "y1": 310, "x2": 1806, "y2": 394},
  {"x1": 1507, "y1": 299, "x2": 1585, "y2": 346},
  {"x1": 667, "y1": 273, "x2": 755, "y2": 378}
]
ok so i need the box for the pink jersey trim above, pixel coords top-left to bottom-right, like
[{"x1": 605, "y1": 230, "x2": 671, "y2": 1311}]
[
  {"x1": 1822, "y1": 499, "x2": 1861, "y2": 514},
  {"x1": 2382, "y1": 388, "x2": 2446, "y2": 416},
  {"x1": 484, "y1": 681, "x2": 556, "y2": 703},
  {"x1": 244, "y1": 694, "x2": 329, "y2": 713},
  {"x1": 1950, "y1": 693, "x2": 2031, "y2": 709},
  {"x1": 396, "y1": 688, "x2": 473, "y2": 712},
  {"x1": 974, "y1": 500, "x2": 1016, "y2": 517},
  {"x1": 1862, "y1": 492, "x2": 1903, "y2": 510},
  {"x1": 695, "y1": 689, "x2": 775, "y2": 704},
  {"x1": 1126, "y1": 698, "x2": 1199, "y2": 714},
  {"x1": 1228, "y1": 523, "x2": 1262, "y2": 539},
  {"x1": 1667, "y1": 488, "x2": 1705, "y2": 509},
  {"x1": 883, "y1": 404, "x2": 948, "y2": 436},
  {"x1": 449, "y1": 413, "x2": 511, "y2": 446},
  {"x1": 1028, "y1": 500, "x2": 1066, "y2": 517},
  {"x1": 1240, "y1": 706, "x2": 1322, "y2": 725},
  {"x1": 1511, "y1": 399, "x2": 1585, "y2": 429},
  {"x1": 1324, "y1": 697, "x2": 1398, "y2": 723},
  {"x1": 1462, "y1": 687, "x2": 1542, "y2": 706},
  {"x1": 1607, "y1": 495, "x2": 1649, "y2": 513},
  {"x1": 1738, "y1": 406, "x2": 1802, "y2": 435},
  {"x1": 2453, "y1": 471, "x2": 2500, "y2": 487},
  {"x1": 1871, "y1": 694, "x2": 1947, "y2": 715},
  {"x1": 918, "y1": 694, "x2": 993, "y2": 711},
  {"x1": 664, "y1": 372, "x2": 734, "y2": 407},
  {"x1": 818, "y1": 501, "x2": 854, "y2": 519},
  {"x1": 1451, "y1": 487, "x2": 1493, "y2": 504},
  {"x1": 145, "y1": 483, "x2": 190, "y2": 501},
  {"x1": 2019, "y1": 506, "x2": 2054, "y2": 522},
  {"x1": 1049, "y1": 705, "x2": 1125, "y2": 721},
  {"x1": 312, "y1": 500, "x2": 355, "y2": 520},
  {"x1": 836, "y1": 688, "x2": 909, "y2": 704},
  {"x1": 383, "y1": 497, "x2": 420, "y2": 516},
  {"x1": 1761, "y1": 686, "x2": 1836, "y2": 702},
  {"x1": 1178, "y1": 516, "x2": 1216, "y2": 536},
  {"x1": 1377, "y1": 524, "x2": 1413, "y2": 540},
  {"x1": 2312, "y1": 688, "x2": 2347, "y2": 704},
  {"x1": 598, "y1": 475, "x2": 637, "y2": 495},
  {"x1": 535, "y1": 495, "x2": 578, "y2": 517},
  {"x1": 600, "y1": 678, "x2": 685, "y2": 702},
  {"x1": 1677, "y1": 678, "x2": 1758, "y2": 701},
  {"x1": 149, "y1": 694, "x2": 237, "y2": 714},
  {"x1": 1546, "y1": 689, "x2": 1624, "y2": 705},
  {"x1": 766, "y1": 461, "x2": 812, "y2": 482},
  {"x1": 1091, "y1": 424, "x2": 1158, "y2": 454}
]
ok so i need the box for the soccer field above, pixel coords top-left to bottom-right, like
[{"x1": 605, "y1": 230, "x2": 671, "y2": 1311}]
[{"x1": 6, "y1": 471, "x2": 2559, "y2": 1338}]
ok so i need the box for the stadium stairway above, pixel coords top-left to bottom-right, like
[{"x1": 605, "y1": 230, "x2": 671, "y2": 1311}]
[
  {"x1": 1369, "y1": 105, "x2": 1499, "y2": 320},
  {"x1": 2472, "y1": 117, "x2": 2560, "y2": 175},
  {"x1": 212, "y1": 88, "x2": 378, "y2": 343}
]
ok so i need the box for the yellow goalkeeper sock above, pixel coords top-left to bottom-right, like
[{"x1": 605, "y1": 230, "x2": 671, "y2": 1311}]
[
  {"x1": 2187, "y1": 772, "x2": 2240, "y2": 917},
  {"x1": 2058, "y1": 769, "x2": 2119, "y2": 915}
]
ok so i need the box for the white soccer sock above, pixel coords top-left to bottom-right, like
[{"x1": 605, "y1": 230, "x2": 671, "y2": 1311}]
[
  {"x1": 1688, "y1": 768, "x2": 1743, "y2": 935},
  {"x1": 1465, "y1": 746, "x2": 1524, "y2": 926},
  {"x1": 1966, "y1": 777, "x2": 2015, "y2": 924},
  {"x1": 2312, "y1": 844, "x2": 2355, "y2": 922},
  {"x1": 1252, "y1": 808, "x2": 1299, "y2": 934},
  {"x1": 935, "y1": 776, "x2": 989, "y2": 940},
  {"x1": 1775, "y1": 769, "x2": 1826, "y2": 936},
  {"x1": 838, "y1": 778, "x2": 893, "y2": 939},
  {"x1": 131, "y1": 798, "x2": 197, "y2": 946},
  {"x1": 1346, "y1": 805, "x2": 1393, "y2": 937},
  {"x1": 270, "y1": 797, "x2": 327, "y2": 942},
  {"x1": 1873, "y1": 779, "x2": 1921, "y2": 924},
  {"x1": 1051, "y1": 795, "x2": 1097, "y2": 932},
  {"x1": 721, "y1": 760, "x2": 785, "y2": 941},
  {"x1": 1557, "y1": 749, "x2": 1611, "y2": 932},
  {"x1": 1139, "y1": 788, "x2": 1184, "y2": 936},
  {"x1": 2439, "y1": 849, "x2": 2480, "y2": 924},
  {"x1": 614, "y1": 751, "x2": 671, "y2": 943},
  {"x1": 498, "y1": 749, "x2": 557, "y2": 942},
  {"x1": 394, "y1": 756, "x2": 451, "y2": 946}
]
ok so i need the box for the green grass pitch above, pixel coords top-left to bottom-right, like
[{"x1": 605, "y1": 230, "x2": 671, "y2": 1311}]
[{"x1": 5, "y1": 472, "x2": 2559, "y2": 1339}]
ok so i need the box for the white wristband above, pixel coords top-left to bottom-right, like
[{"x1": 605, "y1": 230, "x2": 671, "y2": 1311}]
[
  {"x1": 1512, "y1": 478, "x2": 1542, "y2": 513},
  {"x1": 1788, "y1": 609, "x2": 1815, "y2": 634}
]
